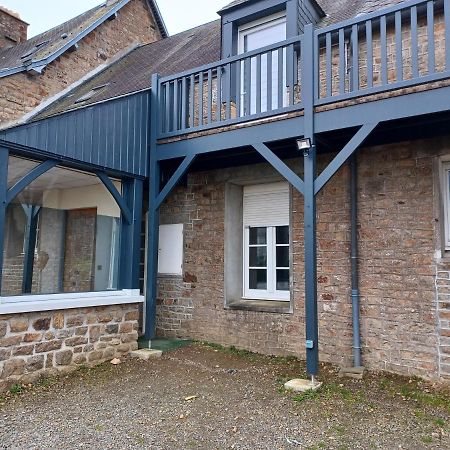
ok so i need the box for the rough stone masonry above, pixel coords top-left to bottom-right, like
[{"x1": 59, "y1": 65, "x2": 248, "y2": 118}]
[{"x1": 0, "y1": 304, "x2": 139, "y2": 392}]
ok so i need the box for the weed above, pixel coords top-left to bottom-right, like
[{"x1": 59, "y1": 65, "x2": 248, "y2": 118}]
[
  {"x1": 434, "y1": 417, "x2": 446, "y2": 428},
  {"x1": 292, "y1": 388, "x2": 321, "y2": 403},
  {"x1": 421, "y1": 435, "x2": 433, "y2": 444},
  {"x1": 78, "y1": 364, "x2": 89, "y2": 373},
  {"x1": 94, "y1": 424, "x2": 104, "y2": 432},
  {"x1": 9, "y1": 384, "x2": 24, "y2": 395}
]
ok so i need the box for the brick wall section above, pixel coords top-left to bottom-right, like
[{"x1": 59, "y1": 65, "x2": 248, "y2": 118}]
[
  {"x1": 0, "y1": 303, "x2": 140, "y2": 392},
  {"x1": 435, "y1": 262, "x2": 450, "y2": 377},
  {"x1": 156, "y1": 137, "x2": 450, "y2": 380},
  {"x1": 0, "y1": 8, "x2": 27, "y2": 50},
  {"x1": 0, "y1": 0, "x2": 161, "y2": 125},
  {"x1": 63, "y1": 209, "x2": 96, "y2": 293}
]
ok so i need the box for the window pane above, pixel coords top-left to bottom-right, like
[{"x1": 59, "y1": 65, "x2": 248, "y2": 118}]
[
  {"x1": 249, "y1": 269, "x2": 267, "y2": 289},
  {"x1": 2, "y1": 162, "x2": 121, "y2": 296},
  {"x1": 276, "y1": 226, "x2": 289, "y2": 244},
  {"x1": 249, "y1": 246, "x2": 267, "y2": 267},
  {"x1": 276, "y1": 269, "x2": 290, "y2": 291},
  {"x1": 276, "y1": 246, "x2": 289, "y2": 268},
  {"x1": 249, "y1": 227, "x2": 267, "y2": 245}
]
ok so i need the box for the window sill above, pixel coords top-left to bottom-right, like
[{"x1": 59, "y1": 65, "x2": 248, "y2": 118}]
[
  {"x1": 226, "y1": 298, "x2": 292, "y2": 314},
  {"x1": 0, "y1": 289, "x2": 144, "y2": 315}
]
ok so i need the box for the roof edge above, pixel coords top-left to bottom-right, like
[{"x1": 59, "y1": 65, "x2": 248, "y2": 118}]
[
  {"x1": 0, "y1": 0, "x2": 168, "y2": 79},
  {"x1": 146, "y1": 0, "x2": 169, "y2": 38}
]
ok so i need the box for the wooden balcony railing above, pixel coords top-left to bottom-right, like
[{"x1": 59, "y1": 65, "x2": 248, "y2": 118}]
[{"x1": 155, "y1": 0, "x2": 450, "y2": 140}]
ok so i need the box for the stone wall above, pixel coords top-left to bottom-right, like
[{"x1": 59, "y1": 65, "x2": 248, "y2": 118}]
[
  {"x1": 0, "y1": 0, "x2": 161, "y2": 125},
  {"x1": 0, "y1": 303, "x2": 139, "y2": 392},
  {"x1": 156, "y1": 136, "x2": 450, "y2": 381},
  {"x1": 0, "y1": 7, "x2": 27, "y2": 50}
]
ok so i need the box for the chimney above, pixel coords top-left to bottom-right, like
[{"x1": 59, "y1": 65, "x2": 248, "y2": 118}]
[{"x1": 0, "y1": 6, "x2": 28, "y2": 50}]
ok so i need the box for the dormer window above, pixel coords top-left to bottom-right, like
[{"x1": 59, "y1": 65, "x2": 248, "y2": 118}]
[
  {"x1": 238, "y1": 12, "x2": 287, "y2": 114},
  {"x1": 238, "y1": 12, "x2": 286, "y2": 54}
]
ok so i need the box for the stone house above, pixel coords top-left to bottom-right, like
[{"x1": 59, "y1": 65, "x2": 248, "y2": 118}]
[
  {"x1": 1, "y1": 0, "x2": 450, "y2": 390},
  {"x1": 0, "y1": 0, "x2": 167, "y2": 127}
]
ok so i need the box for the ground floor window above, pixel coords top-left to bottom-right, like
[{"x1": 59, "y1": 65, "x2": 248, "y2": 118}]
[
  {"x1": 2, "y1": 156, "x2": 122, "y2": 297},
  {"x1": 243, "y1": 182, "x2": 290, "y2": 301}
]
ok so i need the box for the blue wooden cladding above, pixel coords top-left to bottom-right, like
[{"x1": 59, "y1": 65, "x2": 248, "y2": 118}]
[
  {"x1": 0, "y1": 91, "x2": 150, "y2": 177},
  {"x1": 157, "y1": 0, "x2": 450, "y2": 139}
]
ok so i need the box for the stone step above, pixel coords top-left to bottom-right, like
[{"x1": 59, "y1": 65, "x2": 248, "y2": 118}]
[{"x1": 130, "y1": 349, "x2": 163, "y2": 360}]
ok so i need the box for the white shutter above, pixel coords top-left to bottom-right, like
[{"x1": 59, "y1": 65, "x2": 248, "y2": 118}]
[
  {"x1": 243, "y1": 182, "x2": 289, "y2": 227},
  {"x1": 158, "y1": 224, "x2": 183, "y2": 275}
]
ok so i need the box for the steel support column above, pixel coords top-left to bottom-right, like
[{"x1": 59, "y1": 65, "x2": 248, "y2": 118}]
[
  {"x1": 21, "y1": 205, "x2": 41, "y2": 294},
  {"x1": 145, "y1": 73, "x2": 162, "y2": 341},
  {"x1": 118, "y1": 178, "x2": 143, "y2": 290},
  {"x1": 0, "y1": 147, "x2": 9, "y2": 294},
  {"x1": 303, "y1": 24, "x2": 319, "y2": 376}
]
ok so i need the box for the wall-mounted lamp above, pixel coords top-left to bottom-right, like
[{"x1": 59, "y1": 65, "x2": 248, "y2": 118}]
[{"x1": 297, "y1": 138, "x2": 313, "y2": 156}]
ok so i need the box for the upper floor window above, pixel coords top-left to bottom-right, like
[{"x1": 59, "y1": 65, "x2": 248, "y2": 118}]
[{"x1": 238, "y1": 12, "x2": 287, "y2": 114}]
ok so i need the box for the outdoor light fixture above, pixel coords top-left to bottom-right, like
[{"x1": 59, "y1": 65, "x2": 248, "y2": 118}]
[{"x1": 297, "y1": 138, "x2": 313, "y2": 156}]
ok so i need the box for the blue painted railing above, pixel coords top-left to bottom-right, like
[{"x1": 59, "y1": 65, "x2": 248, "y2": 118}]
[{"x1": 157, "y1": 0, "x2": 450, "y2": 139}]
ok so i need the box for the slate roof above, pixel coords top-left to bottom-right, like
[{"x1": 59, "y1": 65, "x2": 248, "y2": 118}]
[
  {"x1": 32, "y1": 0, "x2": 408, "y2": 121},
  {"x1": 33, "y1": 20, "x2": 222, "y2": 120},
  {"x1": 220, "y1": 0, "x2": 407, "y2": 24},
  {"x1": 0, "y1": 0, "x2": 167, "y2": 77}
]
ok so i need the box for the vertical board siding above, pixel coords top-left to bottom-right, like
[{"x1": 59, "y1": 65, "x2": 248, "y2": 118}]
[{"x1": 0, "y1": 91, "x2": 150, "y2": 177}]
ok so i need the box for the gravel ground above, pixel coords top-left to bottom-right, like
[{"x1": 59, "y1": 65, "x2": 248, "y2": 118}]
[{"x1": 0, "y1": 342, "x2": 449, "y2": 450}]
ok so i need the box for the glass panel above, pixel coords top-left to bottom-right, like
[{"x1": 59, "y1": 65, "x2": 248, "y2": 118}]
[
  {"x1": 249, "y1": 269, "x2": 267, "y2": 290},
  {"x1": 249, "y1": 246, "x2": 267, "y2": 267},
  {"x1": 2, "y1": 162, "x2": 121, "y2": 296},
  {"x1": 276, "y1": 269, "x2": 290, "y2": 291},
  {"x1": 7, "y1": 156, "x2": 40, "y2": 189},
  {"x1": 243, "y1": 20, "x2": 287, "y2": 114},
  {"x1": 249, "y1": 227, "x2": 267, "y2": 245},
  {"x1": 276, "y1": 226, "x2": 289, "y2": 244},
  {"x1": 276, "y1": 246, "x2": 289, "y2": 268}
]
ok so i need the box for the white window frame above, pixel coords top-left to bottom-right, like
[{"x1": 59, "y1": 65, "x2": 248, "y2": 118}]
[
  {"x1": 243, "y1": 225, "x2": 290, "y2": 301},
  {"x1": 442, "y1": 160, "x2": 450, "y2": 250},
  {"x1": 237, "y1": 12, "x2": 287, "y2": 115},
  {"x1": 242, "y1": 182, "x2": 290, "y2": 301}
]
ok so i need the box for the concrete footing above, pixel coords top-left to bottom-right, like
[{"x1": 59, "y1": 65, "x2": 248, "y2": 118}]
[
  {"x1": 130, "y1": 349, "x2": 163, "y2": 360},
  {"x1": 339, "y1": 366, "x2": 365, "y2": 380},
  {"x1": 284, "y1": 378, "x2": 323, "y2": 393}
]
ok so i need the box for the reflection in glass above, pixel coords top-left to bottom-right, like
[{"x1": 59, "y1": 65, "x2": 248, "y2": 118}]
[
  {"x1": 276, "y1": 246, "x2": 289, "y2": 268},
  {"x1": 2, "y1": 158, "x2": 121, "y2": 296},
  {"x1": 249, "y1": 246, "x2": 267, "y2": 267},
  {"x1": 276, "y1": 269, "x2": 289, "y2": 290},
  {"x1": 249, "y1": 227, "x2": 267, "y2": 245},
  {"x1": 276, "y1": 226, "x2": 289, "y2": 244},
  {"x1": 249, "y1": 269, "x2": 267, "y2": 289}
]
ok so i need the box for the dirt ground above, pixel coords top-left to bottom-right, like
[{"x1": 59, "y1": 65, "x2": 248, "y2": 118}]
[{"x1": 0, "y1": 342, "x2": 449, "y2": 450}]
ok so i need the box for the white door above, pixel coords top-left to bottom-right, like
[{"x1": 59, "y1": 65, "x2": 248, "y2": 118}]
[{"x1": 238, "y1": 13, "x2": 287, "y2": 115}]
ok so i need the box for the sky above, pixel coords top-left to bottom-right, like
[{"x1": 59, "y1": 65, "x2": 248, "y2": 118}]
[{"x1": 0, "y1": 0, "x2": 228, "y2": 37}]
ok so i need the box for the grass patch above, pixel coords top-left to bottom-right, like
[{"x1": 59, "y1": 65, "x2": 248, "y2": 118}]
[
  {"x1": 199, "y1": 341, "x2": 260, "y2": 362},
  {"x1": 9, "y1": 384, "x2": 24, "y2": 395},
  {"x1": 292, "y1": 388, "x2": 321, "y2": 403},
  {"x1": 398, "y1": 384, "x2": 450, "y2": 412},
  {"x1": 421, "y1": 435, "x2": 433, "y2": 444}
]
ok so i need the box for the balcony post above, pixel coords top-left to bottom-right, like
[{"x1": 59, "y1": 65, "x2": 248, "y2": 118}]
[
  {"x1": 144, "y1": 73, "x2": 161, "y2": 342},
  {"x1": 302, "y1": 24, "x2": 319, "y2": 377},
  {"x1": 0, "y1": 146, "x2": 8, "y2": 295}
]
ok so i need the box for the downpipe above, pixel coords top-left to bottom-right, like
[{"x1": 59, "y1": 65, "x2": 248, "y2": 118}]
[{"x1": 350, "y1": 154, "x2": 362, "y2": 368}]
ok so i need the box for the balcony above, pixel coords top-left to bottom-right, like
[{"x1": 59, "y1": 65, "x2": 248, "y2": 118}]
[{"x1": 154, "y1": 0, "x2": 450, "y2": 142}]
